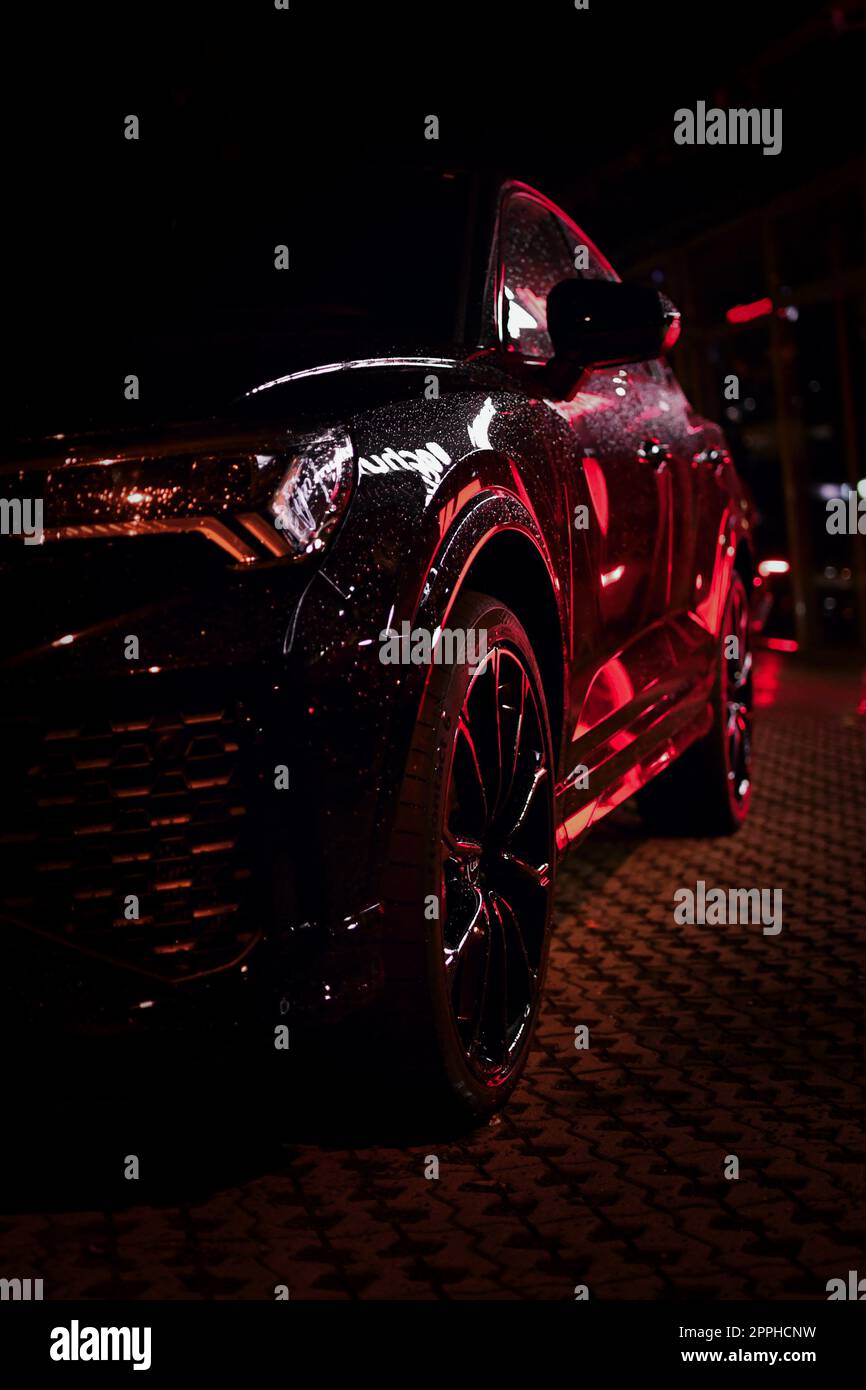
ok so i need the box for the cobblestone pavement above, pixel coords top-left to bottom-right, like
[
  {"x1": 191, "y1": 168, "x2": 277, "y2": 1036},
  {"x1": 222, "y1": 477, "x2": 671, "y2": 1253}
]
[{"x1": 2, "y1": 652, "x2": 864, "y2": 1300}]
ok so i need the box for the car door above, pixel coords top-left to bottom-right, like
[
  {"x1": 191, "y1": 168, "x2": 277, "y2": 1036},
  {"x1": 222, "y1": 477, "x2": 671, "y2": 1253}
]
[
  {"x1": 632, "y1": 356, "x2": 720, "y2": 681},
  {"x1": 628, "y1": 356, "x2": 700, "y2": 619},
  {"x1": 496, "y1": 190, "x2": 671, "y2": 719},
  {"x1": 543, "y1": 209, "x2": 675, "y2": 649}
]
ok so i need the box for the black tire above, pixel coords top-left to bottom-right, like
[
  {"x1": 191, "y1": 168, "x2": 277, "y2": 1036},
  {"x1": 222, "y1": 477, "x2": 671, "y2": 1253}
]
[
  {"x1": 637, "y1": 570, "x2": 753, "y2": 835},
  {"x1": 378, "y1": 590, "x2": 556, "y2": 1122}
]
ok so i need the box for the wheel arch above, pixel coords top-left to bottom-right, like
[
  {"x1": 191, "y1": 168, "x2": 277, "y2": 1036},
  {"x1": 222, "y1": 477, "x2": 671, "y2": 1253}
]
[{"x1": 459, "y1": 529, "x2": 566, "y2": 763}]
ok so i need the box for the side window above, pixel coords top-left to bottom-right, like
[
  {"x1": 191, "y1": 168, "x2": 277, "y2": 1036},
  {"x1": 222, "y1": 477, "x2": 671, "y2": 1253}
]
[
  {"x1": 499, "y1": 195, "x2": 577, "y2": 359},
  {"x1": 554, "y1": 216, "x2": 618, "y2": 284}
]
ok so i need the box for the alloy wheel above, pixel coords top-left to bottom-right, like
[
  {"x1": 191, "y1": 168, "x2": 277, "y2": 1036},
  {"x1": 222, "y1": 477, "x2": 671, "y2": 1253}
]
[
  {"x1": 440, "y1": 645, "x2": 553, "y2": 1082},
  {"x1": 724, "y1": 579, "x2": 753, "y2": 808}
]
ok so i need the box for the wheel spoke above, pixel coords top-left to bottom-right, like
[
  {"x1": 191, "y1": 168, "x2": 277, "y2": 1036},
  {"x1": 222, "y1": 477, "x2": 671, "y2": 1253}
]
[
  {"x1": 504, "y1": 761, "x2": 548, "y2": 843},
  {"x1": 734, "y1": 648, "x2": 753, "y2": 690},
  {"x1": 491, "y1": 647, "x2": 503, "y2": 814},
  {"x1": 496, "y1": 654, "x2": 526, "y2": 820},
  {"x1": 492, "y1": 889, "x2": 536, "y2": 990},
  {"x1": 498, "y1": 849, "x2": 551, "y2": 890},
  {"x1": 455, "y1": 713, "x2": 489, "y2": 825},
  {"x1": 487, "y1": 894, "x2": 510, "y2": 1059},
  {"x1": 469, "y1": 897, "x2": 494, "y2": 1052},
  {"x1": 443, "y1": 824, "x2": 483, "y2": 863},
  {"x1": 445, "y1": 886, "x2": 485, "y2": 982}
]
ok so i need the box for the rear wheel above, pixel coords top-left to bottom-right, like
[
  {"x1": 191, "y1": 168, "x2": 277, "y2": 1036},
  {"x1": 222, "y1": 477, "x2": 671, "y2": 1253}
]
[
  {"x1": 637, "y1": 570, "x2": 753, "y2": 834},
  {"x1": 380, "y1": 590, "x2": 556, "y2": 1121}
]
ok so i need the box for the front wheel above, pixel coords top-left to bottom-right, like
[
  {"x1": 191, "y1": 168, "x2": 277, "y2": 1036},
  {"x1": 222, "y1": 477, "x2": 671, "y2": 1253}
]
[{"x1": 379, "y1": 590, "x2": 556, "y2": 1122}]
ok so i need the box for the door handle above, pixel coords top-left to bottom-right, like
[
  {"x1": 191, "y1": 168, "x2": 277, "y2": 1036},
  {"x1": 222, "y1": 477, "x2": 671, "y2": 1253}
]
[{"x1": 638, "y1": 438, "x2": 671, "y2": 470}]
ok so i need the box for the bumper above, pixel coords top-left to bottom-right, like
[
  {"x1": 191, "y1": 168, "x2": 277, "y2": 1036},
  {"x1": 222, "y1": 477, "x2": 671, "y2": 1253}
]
[
  {"x1": 0, "y1": 496, "x2": 421, "y2": 1039},
  {"x1": 0, "y1": 898, "x2": 384, "y2": 1039},
  {"x1": 0, "y1": 649, "x2": 389, "y2": 1038}
]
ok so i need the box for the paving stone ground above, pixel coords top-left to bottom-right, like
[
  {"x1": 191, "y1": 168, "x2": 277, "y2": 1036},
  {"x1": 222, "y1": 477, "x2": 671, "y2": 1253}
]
[{"x1": 1, "y1": 651, "x2": 864, "y2": 1300}]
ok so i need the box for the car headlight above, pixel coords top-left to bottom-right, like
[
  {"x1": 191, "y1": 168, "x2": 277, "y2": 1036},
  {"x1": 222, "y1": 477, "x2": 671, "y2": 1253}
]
[{"x1": 269, "y1": 427, "x2": 355, "y2": 556}]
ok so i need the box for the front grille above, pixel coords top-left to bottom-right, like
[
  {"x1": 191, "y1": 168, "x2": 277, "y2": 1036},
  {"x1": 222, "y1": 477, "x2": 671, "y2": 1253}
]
[
  {"x1": 0, "y1": 533, "x2": 229, "y2": 658},
  {"x1": 0, "y1": 682, "x2": 266, "y2": 980}
]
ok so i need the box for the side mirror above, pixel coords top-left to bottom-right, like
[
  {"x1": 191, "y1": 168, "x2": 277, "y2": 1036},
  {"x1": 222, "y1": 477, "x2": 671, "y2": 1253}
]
[{"x1": 538, "y1": 279, "x2": 681, "y2": 397}]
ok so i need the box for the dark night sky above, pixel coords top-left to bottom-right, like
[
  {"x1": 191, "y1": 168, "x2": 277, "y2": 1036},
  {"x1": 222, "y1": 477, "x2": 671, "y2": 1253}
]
[{"x1": 4, "y1": 0, "x2": 863, "y2": 438}]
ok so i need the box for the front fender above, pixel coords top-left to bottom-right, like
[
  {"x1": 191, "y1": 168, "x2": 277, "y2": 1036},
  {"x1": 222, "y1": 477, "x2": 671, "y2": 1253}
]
[{"x1": 286, "y1": 415, "x2": 569, "y2": 936}]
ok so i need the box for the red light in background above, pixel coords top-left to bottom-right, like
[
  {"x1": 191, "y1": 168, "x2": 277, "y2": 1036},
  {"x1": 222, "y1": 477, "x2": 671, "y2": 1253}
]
[
  {"x1": 764, "y1": 637, "x2": 799, "y2": 652},
  {"x1": 726, "y1": 297, "x2": 773, "y2": 325}
]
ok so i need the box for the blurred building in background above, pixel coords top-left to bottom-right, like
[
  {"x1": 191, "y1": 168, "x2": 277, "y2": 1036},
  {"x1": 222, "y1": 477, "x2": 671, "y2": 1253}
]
[{"x1": 626, "y1": 158, "x2": 866, "y2": 653}]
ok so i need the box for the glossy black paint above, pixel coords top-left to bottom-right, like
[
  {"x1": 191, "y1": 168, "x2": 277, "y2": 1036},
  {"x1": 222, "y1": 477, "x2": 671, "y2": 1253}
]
[{"x1": 0, "y1": 178, "x2": 755, "y2": 1036}]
